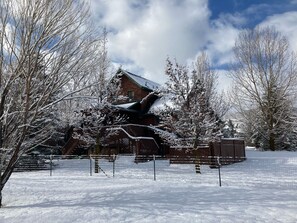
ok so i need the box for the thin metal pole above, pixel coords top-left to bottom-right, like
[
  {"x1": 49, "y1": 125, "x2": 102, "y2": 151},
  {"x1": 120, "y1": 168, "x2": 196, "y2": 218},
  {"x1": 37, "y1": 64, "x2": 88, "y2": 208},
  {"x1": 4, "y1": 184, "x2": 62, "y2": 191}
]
[
  {"x1": 153, "y1": 155, "x2": 156, "y2": 181},
  {"x1": 113, "y1": 154, "x2": 115, "y2": 178},
  {"x1": 217, "y1": 156, "x2": 221, "y2": 187},
  {"x1": 50, "y1": 155, "x2": 52, "y2": 176},
  {"x1": 89, "y1": 155, "x2": 92, "y2": 176}
]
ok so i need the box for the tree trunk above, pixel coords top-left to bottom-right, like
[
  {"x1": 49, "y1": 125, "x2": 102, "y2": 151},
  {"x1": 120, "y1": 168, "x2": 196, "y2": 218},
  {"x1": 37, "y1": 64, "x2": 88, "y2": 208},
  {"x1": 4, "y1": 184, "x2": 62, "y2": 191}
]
[
  {"x1": 0, "y1": 135, "x2": 26, "y2": 208},
  {"x1": 94, "y1": 134, "x2": 101, "y2": 173},
  {"x1": 0, "y1": 167, "x2": 14, "y2": 208},
  {"x1": 0, "y1": 166, "x2": 2, "y2": 207},
  {"x1": 269, "y1": 133, "x2": 276, "y2": 151},
  {"x1": 0, "y1": 189, "x2": 2, "y2": 207},
  {"x1": 269, "y1": 114, "x2": 276, "y2": 151},
  {"x1": 0, "y1": 158, "x2": 17, "y2": 208}
]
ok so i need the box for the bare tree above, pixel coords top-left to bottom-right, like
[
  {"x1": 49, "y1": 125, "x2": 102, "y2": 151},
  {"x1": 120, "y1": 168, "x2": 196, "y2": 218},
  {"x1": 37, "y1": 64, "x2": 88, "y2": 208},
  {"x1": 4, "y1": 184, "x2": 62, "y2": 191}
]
[
  {"x1": 0, "y1": 0, "x2": 102, "y2": 206},
  {"x1": 157, "y1": 53, "x2": 227, "y2": 148},
  {"x1": 58, "y1": 27, "x2": 124, "y2": 128},
  {"x1": 229, "y1": 26, "x2": 297, "y2": 151},
  {"x1": 58, "y1": 27, "x2": 114, "y2": 125}
]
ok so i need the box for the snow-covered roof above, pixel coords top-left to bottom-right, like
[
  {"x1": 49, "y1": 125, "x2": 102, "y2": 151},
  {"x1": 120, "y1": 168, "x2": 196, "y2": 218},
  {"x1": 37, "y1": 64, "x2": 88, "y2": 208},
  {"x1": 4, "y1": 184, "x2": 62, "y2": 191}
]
[
  {"x1": 116, "y1": 102, "x2": 137, "y2": 109},
  {"x1": 120, "y1": 69, "x2": 160, "y2": 91},
  {"x1": 148, "y1": 94, "x2": 175, "y2": 113}
]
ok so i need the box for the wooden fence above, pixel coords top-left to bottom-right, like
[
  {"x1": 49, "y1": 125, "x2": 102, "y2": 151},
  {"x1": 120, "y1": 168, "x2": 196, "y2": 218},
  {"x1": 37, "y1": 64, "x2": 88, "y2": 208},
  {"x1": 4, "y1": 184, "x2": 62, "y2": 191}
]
[
  {"x1": 169, "y1": 139, "x2": 246, "y2": 166},
  {"x1": 63, "y1": 124, "x2": 246, "y2": 167}
]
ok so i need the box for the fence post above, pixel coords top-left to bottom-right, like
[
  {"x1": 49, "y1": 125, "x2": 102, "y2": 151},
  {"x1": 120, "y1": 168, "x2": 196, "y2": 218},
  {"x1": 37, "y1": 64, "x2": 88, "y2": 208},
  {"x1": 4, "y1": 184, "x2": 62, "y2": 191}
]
[
  {"x1": 89, "y1": 155, "x2": 92, "y2": 176},
  {"x1": 94, "y1": 155, "x2": 99, "y2": 173},
  {"x1": 217, "y1": 156, "x2": 221, "y2": 187},
  {"x1": 50, "y1": 155, "x2": 53, "y2": 176},
  {"x1": 153, "y1": 155, "x2": 156, "y2": 181},
  {"x1": 113, "y1": 154, "x2": 115, "y2": 178},
  {"x1": 195, "y1": 156, "x2": 201, "y2": 174}
]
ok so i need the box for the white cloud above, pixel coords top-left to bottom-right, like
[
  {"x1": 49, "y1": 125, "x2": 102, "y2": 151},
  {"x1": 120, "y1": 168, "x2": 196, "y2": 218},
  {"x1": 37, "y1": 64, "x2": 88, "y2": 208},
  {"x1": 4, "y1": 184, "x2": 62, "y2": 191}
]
[
  {"x1": 213, "y1": 10, "x2": 297, "y2": 92},
  {"x1": 90, "y1": 0, "x2": 297, "y2": 91},
  {"x1": 259, "y1": 11, "x2": 297, "y2": 52},
  {"x1": 90, "y1": 0, "x2": 210, "y2": 84},
  {"x1": 216, "y1": 69, "x2": 233, "y2": 92},
  {"x1": 205, "y1": 19, "x2": 240, "y2": 67}
]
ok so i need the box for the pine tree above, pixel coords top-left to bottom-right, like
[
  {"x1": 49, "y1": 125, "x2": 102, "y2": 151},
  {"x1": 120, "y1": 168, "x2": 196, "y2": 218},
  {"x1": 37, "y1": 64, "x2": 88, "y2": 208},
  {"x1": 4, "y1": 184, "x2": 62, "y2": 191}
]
[{"x1": 156, "y1": 53, "x2": 227, "y2": 147}]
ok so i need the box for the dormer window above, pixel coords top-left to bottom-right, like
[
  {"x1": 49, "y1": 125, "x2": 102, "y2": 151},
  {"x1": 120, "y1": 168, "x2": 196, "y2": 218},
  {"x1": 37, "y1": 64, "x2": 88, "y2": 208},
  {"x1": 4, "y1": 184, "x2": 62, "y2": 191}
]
[{"x1": 127, "y1": 90, "x2": 134, "y2": 100}]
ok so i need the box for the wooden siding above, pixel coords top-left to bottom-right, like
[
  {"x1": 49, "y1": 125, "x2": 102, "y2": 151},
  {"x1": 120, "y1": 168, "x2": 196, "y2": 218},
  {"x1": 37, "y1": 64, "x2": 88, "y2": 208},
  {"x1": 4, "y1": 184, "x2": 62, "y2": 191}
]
[
  {"x1": 119, "y1": 75, "x2": 151, "y2": 103},
  {"x1": 168, "y1": 139, "x2": 246, "y2": 166}
]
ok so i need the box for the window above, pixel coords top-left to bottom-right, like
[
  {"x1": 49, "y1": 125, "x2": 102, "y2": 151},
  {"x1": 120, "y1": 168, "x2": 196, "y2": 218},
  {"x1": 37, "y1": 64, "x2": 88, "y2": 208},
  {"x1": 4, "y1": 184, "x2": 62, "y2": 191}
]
[{"x1": 127, "y1": 90, "x2": 134, "y2": 100}]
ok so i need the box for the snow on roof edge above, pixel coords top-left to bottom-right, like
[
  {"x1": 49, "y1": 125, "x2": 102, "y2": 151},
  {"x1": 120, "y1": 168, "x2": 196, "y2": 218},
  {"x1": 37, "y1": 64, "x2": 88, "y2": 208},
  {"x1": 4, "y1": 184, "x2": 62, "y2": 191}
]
[
  {"x1": 116, "y1": 102, "x2": 138, "y2": 109},
  {"x1": 121, "y1": 69, "x2": 160, "y2": 91}
]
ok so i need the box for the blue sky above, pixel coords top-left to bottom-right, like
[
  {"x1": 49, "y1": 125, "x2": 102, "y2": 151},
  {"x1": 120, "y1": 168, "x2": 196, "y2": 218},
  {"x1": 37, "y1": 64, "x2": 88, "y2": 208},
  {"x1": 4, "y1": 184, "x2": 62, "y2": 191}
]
[{"x1": 90, "y1": 0, "x2": 297, "y2": 89}]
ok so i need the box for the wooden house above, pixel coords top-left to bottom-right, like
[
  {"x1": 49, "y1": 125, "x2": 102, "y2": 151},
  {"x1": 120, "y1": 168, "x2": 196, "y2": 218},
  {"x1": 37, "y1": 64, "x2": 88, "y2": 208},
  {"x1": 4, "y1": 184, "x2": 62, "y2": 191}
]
[
  {"x1": 115, "y1": 68, "x2": 160, "y2": 103},
  {"x1": 107, "y1": 68, "x2": 162, "y2": 126},
  {"x1": 62, "y1": 69, "x2": 246, "y2": 165},
  {"x1": 62, "y1": 70, "x2": 164, "y2": 156}
]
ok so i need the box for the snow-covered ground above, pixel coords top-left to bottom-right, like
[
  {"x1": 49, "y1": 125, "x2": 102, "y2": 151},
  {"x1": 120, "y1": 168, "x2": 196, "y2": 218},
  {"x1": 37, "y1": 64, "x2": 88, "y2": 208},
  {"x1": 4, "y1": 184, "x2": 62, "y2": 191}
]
[{"x1": 1, "y1": 150, "x2": 297, "y2": 223}]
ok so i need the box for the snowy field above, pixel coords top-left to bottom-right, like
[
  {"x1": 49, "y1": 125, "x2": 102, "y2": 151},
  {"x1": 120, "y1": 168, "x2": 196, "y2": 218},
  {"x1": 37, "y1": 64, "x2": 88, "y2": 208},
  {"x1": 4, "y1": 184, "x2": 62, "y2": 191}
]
[{"x1": 1, "y1": 150, "x2": 297, "y2": 223}]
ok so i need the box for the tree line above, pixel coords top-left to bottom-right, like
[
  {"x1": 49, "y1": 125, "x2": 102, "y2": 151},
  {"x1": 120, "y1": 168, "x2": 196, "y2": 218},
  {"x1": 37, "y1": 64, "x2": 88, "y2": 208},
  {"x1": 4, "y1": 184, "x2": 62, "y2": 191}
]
[{"x1": 160, "y1": 27, "x2": 297, "y2": 152}]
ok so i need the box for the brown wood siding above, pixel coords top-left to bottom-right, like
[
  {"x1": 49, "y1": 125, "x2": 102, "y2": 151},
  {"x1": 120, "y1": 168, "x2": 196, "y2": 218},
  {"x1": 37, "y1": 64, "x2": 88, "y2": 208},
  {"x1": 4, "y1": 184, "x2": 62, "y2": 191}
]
[
  {"x1": 119, "y1": 75, "x2": 151, "y2": 102},
  {"x1": 168, "y1": 139, "x2": 246, "y2": 165}
]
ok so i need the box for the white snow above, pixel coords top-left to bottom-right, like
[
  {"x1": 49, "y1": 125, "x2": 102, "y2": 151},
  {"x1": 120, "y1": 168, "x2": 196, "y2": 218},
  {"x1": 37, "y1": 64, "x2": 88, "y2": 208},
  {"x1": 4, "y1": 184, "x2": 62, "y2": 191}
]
[
  {"x1": 116, "y1": 102, "x2": 137, "y2": 109},
  {"x1": 149, "y1": 94, "x2": 175, "y2": 113},
  {"x1": 1, "y1": 150, "x2": 297, "y2": 223},
  {"x1": 123, "y1": 70, "x2": 160, "y2": 91}
]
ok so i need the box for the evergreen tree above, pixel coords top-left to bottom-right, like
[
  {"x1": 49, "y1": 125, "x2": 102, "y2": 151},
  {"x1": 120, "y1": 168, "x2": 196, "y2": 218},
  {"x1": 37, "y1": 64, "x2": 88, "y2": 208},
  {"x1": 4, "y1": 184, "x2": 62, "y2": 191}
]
[{"x1": 157, "y1": 53, "x2": 227, "y2": 147}]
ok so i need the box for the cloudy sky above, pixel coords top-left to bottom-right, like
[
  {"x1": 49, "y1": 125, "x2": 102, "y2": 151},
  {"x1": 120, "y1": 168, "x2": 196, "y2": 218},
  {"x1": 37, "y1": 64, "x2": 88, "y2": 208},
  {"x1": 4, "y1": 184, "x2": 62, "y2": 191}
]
[{"x1": 90, "y1": 0, "x2": 297, "y2": 89}]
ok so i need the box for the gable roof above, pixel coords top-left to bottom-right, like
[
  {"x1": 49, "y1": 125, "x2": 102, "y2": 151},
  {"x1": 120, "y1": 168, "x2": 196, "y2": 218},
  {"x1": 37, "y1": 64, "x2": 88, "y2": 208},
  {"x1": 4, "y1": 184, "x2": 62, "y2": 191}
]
[
  {"x1": 116, "y1": 102, "x2": 137, "y2": 109},
  {"x1": 148, "y1": 93, "x2": 175, "y2": 113},
  {"x1": 115, "y1": 92, "x2": 160, "y2": 114},
  {"x1": 118, "y1": 69, "x2": 160, "y2": 91}
]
